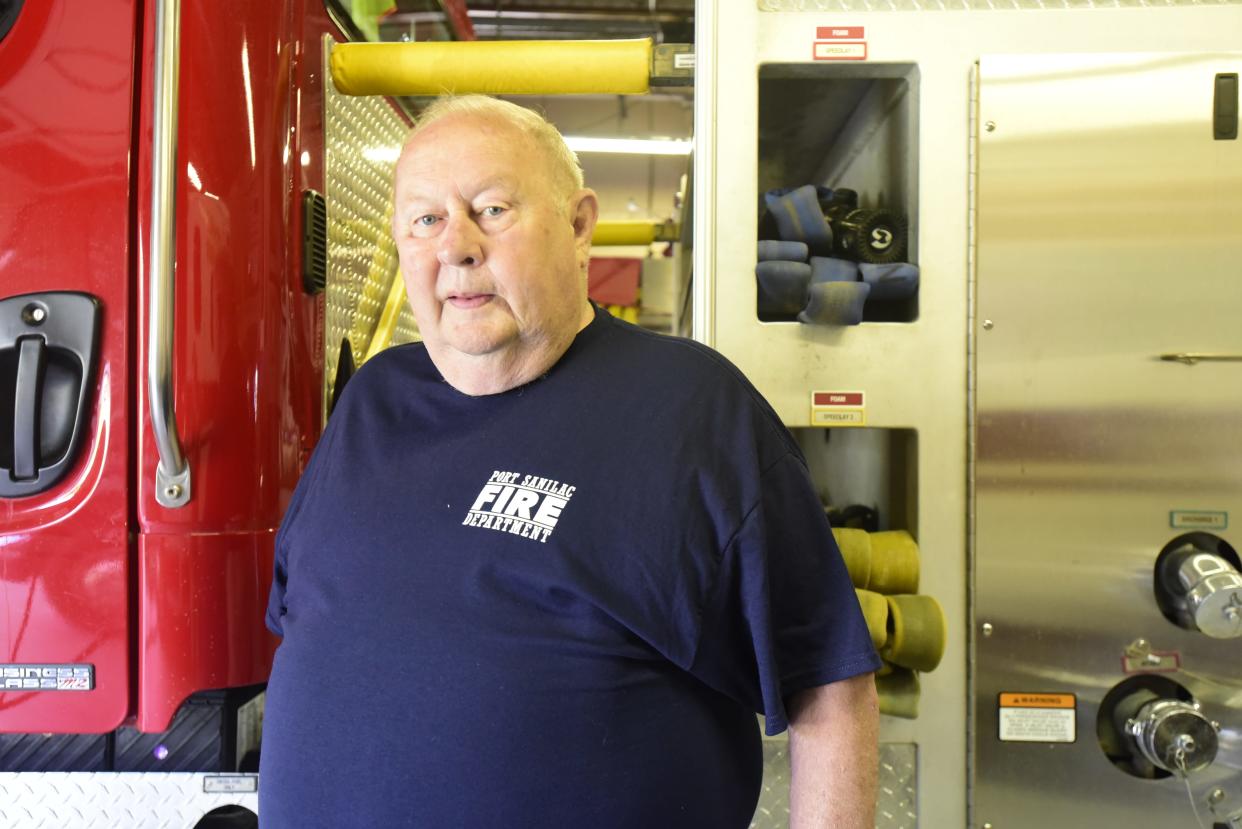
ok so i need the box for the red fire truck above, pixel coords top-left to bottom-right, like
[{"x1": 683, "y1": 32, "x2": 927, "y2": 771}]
[
  {"x1": 0, "y1": 0, "x2": 453, "y2": 822},
  {"x1": 4, "y1": 0, "x2": 695, "y2": 821}
]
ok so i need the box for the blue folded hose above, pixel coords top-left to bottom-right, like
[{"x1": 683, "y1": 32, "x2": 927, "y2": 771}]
[
  {"x1": 810, "y1": 256, "x2": 859, "y2": 284},
  {"x1": 756, "y1": 260, "x2": 812, "y2": 317},
  {"x1": 860, "y1": 262, "x2": 919, "y2": 301},
  {"x1": 757, "y1": 240, "x2": 809, "y2": 262},
  {"x1": 799, "y1": 281, "x2": 871, "y2": 326},
  {"x1": 763, "y1": 185, "x2": 833, "y2": 254}
]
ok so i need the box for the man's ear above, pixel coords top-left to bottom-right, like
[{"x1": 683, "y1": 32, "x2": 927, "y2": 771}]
[{"x1": 569, "y1": 189, "x2": 599, "y2": 261}]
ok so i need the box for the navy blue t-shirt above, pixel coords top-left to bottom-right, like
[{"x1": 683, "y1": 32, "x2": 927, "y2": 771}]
[{"x1": 259, "y1": 306, "x2": 880, "y2": 828}]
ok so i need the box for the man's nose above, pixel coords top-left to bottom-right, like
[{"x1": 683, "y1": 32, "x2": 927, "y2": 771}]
[{"x1": 437, "y1": 214, "x2": 484, "y2": 268}]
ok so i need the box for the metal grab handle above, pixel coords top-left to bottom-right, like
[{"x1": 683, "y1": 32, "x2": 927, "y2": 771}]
[
  {"x1": 1159, "y1": 353, "x2": 1242, "y2": 366},
  {"x1": 148, "y1": 0, "x2": 190, "y2": 508}
]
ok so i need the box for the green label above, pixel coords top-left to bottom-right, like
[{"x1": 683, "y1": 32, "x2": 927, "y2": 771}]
[{"x1": 1169, "y1": 510, "x2": 1228, "y2": 530}]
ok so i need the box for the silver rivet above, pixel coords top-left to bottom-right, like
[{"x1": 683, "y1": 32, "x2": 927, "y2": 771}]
[
  {"x1": 985, "y1": 121, "x2": 996, "y2": 132},
  {"x1": 982, "y1": 622, "x2": 994, "y2": 637},
  {"x1": 982, "y1": 319, "x2": 994, "y2": 330},
  {"x1": 1209, "y1": 789, "x2": 1226, "y2": 804},
  {"x1": 164, "y1": 484, "x2": 182, "y2": 500},
  {"x1": 21, "y1": 303, "x2": 47, "y2": 326}
]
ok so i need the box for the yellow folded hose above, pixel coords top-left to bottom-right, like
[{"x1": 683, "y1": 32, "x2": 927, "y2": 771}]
[
  {"x1": 854, "y1": 589, "x2": 889, "y2": 651},
  {"x1": 832, "y1": 527, "x2": 872, "y2": 589},
  {"x1": 331, "y1": 39, "x2": 653, "y2": 97},
  {"x1": 877, "y1": 667, "x2": 920, "y2": 719},
  {"x1": 881, "y1": 594, "x2": 947, "y2": 673},
  {"x1": 867, "y1": 530, "x2": 920, "y2": 595}
]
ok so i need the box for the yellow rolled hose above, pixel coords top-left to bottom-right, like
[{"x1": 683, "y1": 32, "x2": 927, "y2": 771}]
[
  {"x1": 330, "y1": 39, "x2": 652, "y2": 97},
  {"x1": 867, "y1": 529, "x2": 920, "y2": 595},
  {"x1": 876, "y1": 667, "x2": 920, "y2": 719},
  {"x1": 832, "y1": 527, "x2": 872, "y2": 589},
  {"x1": 854, "y1": 589, "x2": 889, "y2": 651},
  {"x1": 592, "y1": 221, "x2": 658, "y2": 247},
  {"x1": 880, "y1": 594, "x2": 947, "y2": 673}
]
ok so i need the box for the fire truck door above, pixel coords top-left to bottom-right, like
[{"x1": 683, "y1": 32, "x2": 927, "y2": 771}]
[{"x1": 0, "y1": 0, "x2": 141, "y2": 732}]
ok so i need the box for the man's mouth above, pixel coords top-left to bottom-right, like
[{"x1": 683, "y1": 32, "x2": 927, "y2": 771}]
[{"x1": 446, "y1": 292, "x2": 493, "y2": 310}]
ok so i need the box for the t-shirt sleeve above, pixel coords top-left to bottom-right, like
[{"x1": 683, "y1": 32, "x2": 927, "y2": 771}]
[{"x1": 688, "y1": 451, "x2": 882, "y2": 736}]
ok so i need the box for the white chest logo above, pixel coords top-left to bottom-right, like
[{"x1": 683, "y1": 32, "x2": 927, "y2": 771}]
[{"x1": 462, "y1": 470, "x2": 577, "y2": 544}]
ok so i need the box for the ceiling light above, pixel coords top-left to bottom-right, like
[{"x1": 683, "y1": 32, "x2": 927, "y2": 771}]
[{"x1": 563, "y1": 136, "x2": 692, "y2": 156}]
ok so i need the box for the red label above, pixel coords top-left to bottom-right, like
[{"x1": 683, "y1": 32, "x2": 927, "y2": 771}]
[
  {"x1": 813, "y1": 392, "x2": 864, "y2": 406},
  {"x1": 817, "y1": 26, "x2": 865, "y2": 39}
]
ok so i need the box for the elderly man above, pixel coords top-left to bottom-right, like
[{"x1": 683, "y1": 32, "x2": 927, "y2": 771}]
[{"x1": 260, "y1": 95, "x2": 880, "y2": 828}]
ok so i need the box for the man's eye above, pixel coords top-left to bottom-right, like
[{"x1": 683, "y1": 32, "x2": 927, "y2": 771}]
[
  {"x1": 480, "y1": 206, "x2": 505, "y2": 218},
  {"x1": 414, "y1": 215, "x2": 439, "y2": 228}
]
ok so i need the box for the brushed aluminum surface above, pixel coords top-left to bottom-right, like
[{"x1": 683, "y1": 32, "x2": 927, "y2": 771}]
[
  {"x1": 750, "y1": 740, "x2": 918, "y2": 829},
  {"x1": 975, "y1": 52, "x2": 1242, "y2": 828},
  {"x1": 322, "y1": 37, "x2": 416, "y2": 421},
  {"x1": 758, "y1": 0, "x2": 1242, "y2": 9}
]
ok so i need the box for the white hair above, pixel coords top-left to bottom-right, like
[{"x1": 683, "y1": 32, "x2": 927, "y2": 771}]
[{"x1": 404, "y1": 95, "x2": 584, "y2": 205}]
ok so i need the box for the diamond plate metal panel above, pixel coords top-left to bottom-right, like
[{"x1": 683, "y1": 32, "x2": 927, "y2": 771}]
[
  {"x1": 750, "y1": 740, "x2": 917, "y2": 829},
  {"x1": 322, "y1": 36, "x2": 417, "y2": 421},
  {"x1": 0, "y1": 773, "x2": 258, "y2": 828},
  {"x1": 876, "y1": 743, "x2": 918, "y2": 829},
  {"x1": 759, "y1": 0, "x2": 1240, "y2": 10},
  {"x1": 751, "y1": 739, "x2": 791, "y2": 828}
]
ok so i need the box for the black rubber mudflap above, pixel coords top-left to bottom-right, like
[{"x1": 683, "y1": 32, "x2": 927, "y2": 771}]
[
  {"x1": 1, "y1": 686, "x2": 264, "y2": 772},
  {"x1": 114, "y1": 693, "x2": 229, "y2": 772},
  {"x1": 0, "y1": 732, "x2": 108, "y2": 771}
]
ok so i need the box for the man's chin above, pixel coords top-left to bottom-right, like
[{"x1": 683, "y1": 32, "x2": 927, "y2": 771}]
[{"x1": 440, "y1": 326, "x2": 516, "y2": 359}]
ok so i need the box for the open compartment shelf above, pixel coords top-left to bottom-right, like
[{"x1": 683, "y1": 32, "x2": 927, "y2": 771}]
[
  {"x1": 794, "y1": 427, "x2": 919, "y2": 535},
  {"x1": 757, "y1": 63, "x2": 920, "y2": 325}
]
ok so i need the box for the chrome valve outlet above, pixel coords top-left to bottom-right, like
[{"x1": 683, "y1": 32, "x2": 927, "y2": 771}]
[
  {"x1": 1156, "y1": 538, "x2": 1242, "y2": 639},
  {"x1": 1177, "y1": 552, "x2": 1242, "y2": 639},
  {"x1": 1126, "y1": 698, "x2": 1219, "y2": 775}
]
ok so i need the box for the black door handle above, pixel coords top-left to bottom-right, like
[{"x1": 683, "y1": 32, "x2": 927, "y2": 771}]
[
  {"x1": 1, "y1": 292, "x2": 101, "y2": 497},
  {"x1": 12, "y1": 336, "x2": 46, "y2": 481}
]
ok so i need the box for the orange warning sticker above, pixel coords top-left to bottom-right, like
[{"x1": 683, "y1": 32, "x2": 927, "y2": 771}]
[
  {"x1": 999, "y1": 692, "x2": 1077, "y2": 743},
  {"x1": 999, "y1": 693, "x2": 1075, "y2": 709}
]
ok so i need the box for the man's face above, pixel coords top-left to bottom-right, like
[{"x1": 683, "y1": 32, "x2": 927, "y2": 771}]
[{"x1": 392, "y1": 114, "x2": 594, "y2": 378}]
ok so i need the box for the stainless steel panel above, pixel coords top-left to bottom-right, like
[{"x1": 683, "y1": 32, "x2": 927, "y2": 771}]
[
  {"x1": 758, "y1": 0, "x2": 1242, "y2": 10},
  {"x1": 975, "y1": 53, "x2": 1242, "y2": 828},
  {"x1": 751, "y1": 740, "x2": 918, "y2": 829},
  {"x1": 322, "y1": 37, "x2": 417, "y2": 421}
]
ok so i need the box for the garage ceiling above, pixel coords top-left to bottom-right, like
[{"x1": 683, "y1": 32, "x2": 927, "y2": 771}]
[{"x1": 389, "y1": 0, "x2": 695, "y2": 43}]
